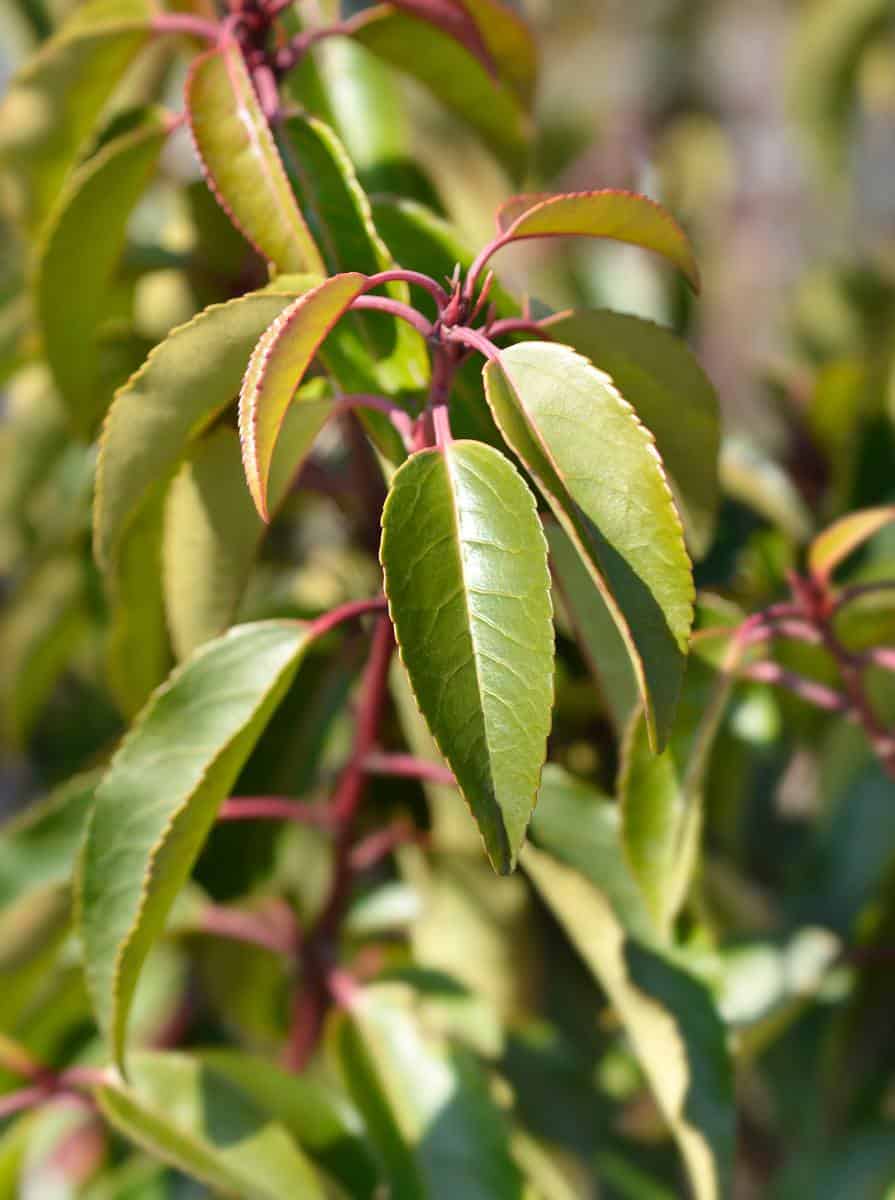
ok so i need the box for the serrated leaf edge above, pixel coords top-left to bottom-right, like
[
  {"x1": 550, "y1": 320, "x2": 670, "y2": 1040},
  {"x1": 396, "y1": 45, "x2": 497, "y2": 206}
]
[
  {"x1": 483, "y1": 343, "x2": 694, "y2": 752},
  {"x1": 238, "y1": 274, "x2": 366, "y2": 521},
  {"x1": 379, "y1": 441, "x2": 554, "y2": 874},
  {"x1": 93, "y1": 283, "x2": 317, "y2": 570},
  {"x1": 496, "y1": 189, "x2": 700, "y2": 291},
  {"x1": 185, "y1": 40, "x2": 324, "y2": 276},
  {"x1": 76, "y1": 620, "x2": 308, "y2": 1066}
]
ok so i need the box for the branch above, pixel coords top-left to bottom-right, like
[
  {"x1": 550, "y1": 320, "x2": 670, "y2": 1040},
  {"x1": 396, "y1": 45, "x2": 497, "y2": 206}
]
[
  {"x1": 219, "y1": 796, "x2": 336, "y2": 826},
  {"x1": 151, "y1": 12, "x2": 219, "y2": 41},
  {"x1": 362, "y1": 752, "x2": 455, "y2": 787}
]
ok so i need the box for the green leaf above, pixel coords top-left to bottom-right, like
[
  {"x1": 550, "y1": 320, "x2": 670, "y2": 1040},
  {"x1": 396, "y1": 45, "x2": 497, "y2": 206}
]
[
  {"x1": 239, "y1": 273, "x2": 367, "y2": 520},
  {"x1": 381, "y1": 441, "x2": 553, "y2": 873},
  {"x1": 457, "y1": 0, "x2": 537, "y2": 107},
  {"x1": 351, "y1": 7, "x2": 531, "y2": 178},
  {"x1": 545, "y1": 311, "x2": 720, "y2": 559},
  {"x1": 546, "y1": 521, "x2": 639, "y2": 736},
  {"x1": 0, "y1": 0, "x2": 152, "y2": 237},
  {"x1": 334, "y1": 982, "x2": 525, "y2": 1198},
  {"x1": 105, "y1": 479, "x2": 170, "y2": 717},
  {"x1": 618, "y1": 656, "x2": 731, "y2": 938},
  {"x1": 0, "y1": 772, "x2": 96, "y2": 910},
  {"x1": 163, "y1": 393, "x2": 332, "y2": 658},
  {"x1": 193, "y1": 1049, "x2": 381, "y2": 1198},
  {"x1": 494, "y1": 191, "x2": 700, "y2": 290},
  {"x1": 279, "y1": 114, "x2": 426, "y2": 388},
  {"x1": 483, "y1": 341, "x2": 694, "y2": 752},
  {"x1": 96, "y1": 1051, "x2": 326, "y2": 1199},
  {"x1": 79, "y1": 620, "x2": 314, "y2": 1067},
  {"x1": 808, "y1": 506, "x2": 895, "y2": 582},
  {"x1": 524, "y1": 798, "x2": 733, "y2": 1200},
  {"x1": 36, "y1": 110, "x2": 167, "y2": 434},
  {"x1": 281, "y1": 114, "x2": 390, "y2": 280},
  {"x1": 186, "y1": 40, "x2": 324, "y2": 275},
  {"x1": 94, "y1": 279, "x2": 318, "y2": 574}
]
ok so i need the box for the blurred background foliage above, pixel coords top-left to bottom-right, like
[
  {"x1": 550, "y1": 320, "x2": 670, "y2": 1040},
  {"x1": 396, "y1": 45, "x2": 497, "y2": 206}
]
[{"x1": 1, "y1": 0, "x2": 895, "y2": 1197}]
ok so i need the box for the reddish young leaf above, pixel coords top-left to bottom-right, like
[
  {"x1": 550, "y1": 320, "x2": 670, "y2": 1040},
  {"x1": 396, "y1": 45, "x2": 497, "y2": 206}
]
[{"x1": 492, "y1": 190, "x2": 700, "y2": 291}]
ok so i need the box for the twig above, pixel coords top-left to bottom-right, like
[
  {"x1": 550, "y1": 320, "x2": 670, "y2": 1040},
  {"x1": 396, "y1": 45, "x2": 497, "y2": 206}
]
[{"x1": 362, "y1": 752, "x2": 455, "y2": 787}]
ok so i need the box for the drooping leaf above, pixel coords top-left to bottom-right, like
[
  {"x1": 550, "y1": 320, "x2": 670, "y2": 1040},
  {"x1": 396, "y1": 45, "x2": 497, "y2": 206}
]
[
  {"x1": 79, "y1": 621, "x2": 315, "y2": 1067},
  {"x1": 456, "y1": 0, "x2": 537, "y2": 106},
  {"x1": 94, "y1": 279, "x2": 318, "y2": 573},
  {"x1": 36, "y1": 110, "x2": 167, "y2": 434},
  {"x1": 238, "y1": 273, "x2": 367, "y2": 520},
  {"x1": 546, "y1": 521, "x2": 639, "y2": 736},
  {"x1": 334, "y1": 982, "x2": 525, "y2": 1198},
  {"x1": 0, "y1": 0, "x2": 152, "y2": 237},
  {"x1": 808, "y1": 506, "x2": 895, "y2": 582},
  {"x1": 618, "y1": 655, "x2": 731, "y2": 938},
  {"x1": 0, "y1": 772, "x2": 97, "y2": 910},
  {"x1": 483, "y1": 341, "x2": 694, "y2": 751},
  {"x1": 381, "y1": 441, "x2": 554, "y2": 873},
  {"x1": 493, "y1": 191, "x2": 700, "y2": 290},
  {"x1": 350, "y1": 6, "x2": 531, "y2": 178},
  {"x1": 385, "y1": 1, "x2": 499, "y2": 81},
  {"x1": 525, "y1": 770, "x2": 734, "y2": 1200},
  {"x1": 96, "y1": 1051, "x2": 327, "y2": 1199},
  {"x1": 545, "y1": 310, "x2": 720, "y2": 558},
  {"x1": 163, "y1": 392, "x2": 332, "y2": 658},
  {"x1": 186, "y1": 40, "x2": 324, "y2": 275}
]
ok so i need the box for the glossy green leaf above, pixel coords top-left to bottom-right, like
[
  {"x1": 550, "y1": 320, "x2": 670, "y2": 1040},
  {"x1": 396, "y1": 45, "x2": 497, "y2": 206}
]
[
  {"x1": 186, "y1": 40, "x2": 323, "y2": 275},
  {"x1": 279, "y1": 114, "x2": 419, "y2": 373},
  {"x1": 94, "y1": 279, "x2": 318, "y2": 573},
  {"x1": 618, "y1": 656, "x2": 730, "y2": 938},
  {"x1": 0, "y1": 0, "x2": 152, "y2": 237},
  {"x1": 164, "y1": 392, "x2": 332, "y2": 658},
  {"x1": 524, "y1": 781, "x2": 733, "y2": 1200},
  {"x1": 239, "y1": 273, "x2": 367, "y2": 520},
  {"x1": 36, "y1": 111, "x2": 167, "y2": 434},
  {"x1": 494, "y1": 191, "x2": 700, "y2": 290},
  {"x1": 97, "y1": 1051, "x2": 326, "y2": 1199},
  {"x1": 351, "y1": 7, "x2": 531, "y2": 178},
  {"x1": 79, "y1": 620, "x2": 314, "y2": 1067},
  {"x1": 547, "y1": 521, "x2": 639, "y2": 736},
  {"x1": 0, "y1": 772, "x2": 96, "y2": 910},
  {"x1": 484, "y1": 341, "x2": 694, "y2": 752},
  {"x1": 808, "y1": 506, "x2": 895, "y2": 582},
  {"x1": 545, "y1": 310, "x2": 720, "y2": 558},
  {"x1": 381, "y1": 441, "x2": 554, "y2": 873},
  {"x1": 334, "y1": 982, "x2": 524, "y2": 1198},
  {"x1": 193, "y1": 1049, "x2": 381, "y2": 1198},
  {"x1": 281, "y1": 114, "x2": 390, "y2": 279}
]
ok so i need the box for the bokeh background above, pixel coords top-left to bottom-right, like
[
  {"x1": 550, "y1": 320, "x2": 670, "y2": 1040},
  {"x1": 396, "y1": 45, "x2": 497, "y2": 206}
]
[{"x1": 2, "y1": 1, "x2": 895, "y2": 1197}]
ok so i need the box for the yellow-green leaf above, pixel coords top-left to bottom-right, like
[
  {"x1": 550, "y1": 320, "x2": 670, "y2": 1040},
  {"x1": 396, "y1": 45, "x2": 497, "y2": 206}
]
[
  {"x1": 495, "y1": 191, "x2": 700, "y2": 290},
  {"x1": 186, "y1": 40, "x2": 324, "y2": 275},
  {"x1": 808, "y1": 506, "x2": 895, "y2": 582},
  {"x1": 239, "y1": 273, "x2": 367, "y2": 520},
  {"x1": 36, "y1": 110, "x2": 168, "y2": 434}
]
